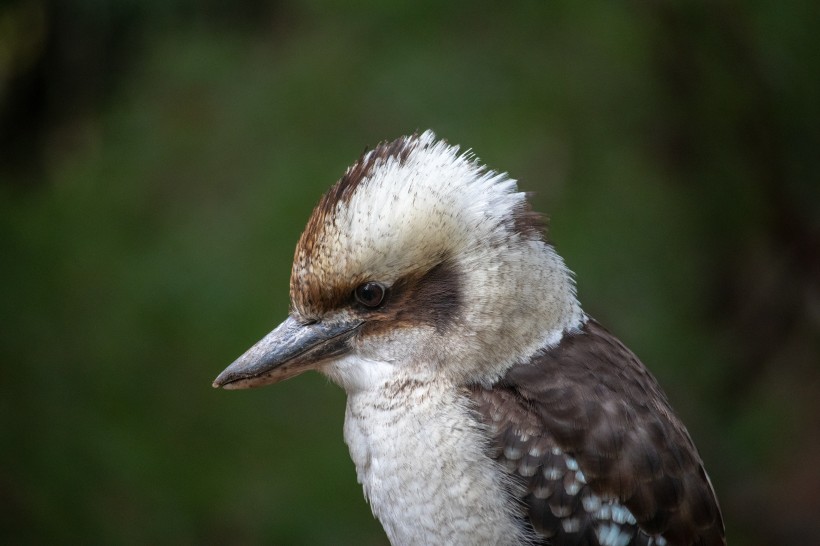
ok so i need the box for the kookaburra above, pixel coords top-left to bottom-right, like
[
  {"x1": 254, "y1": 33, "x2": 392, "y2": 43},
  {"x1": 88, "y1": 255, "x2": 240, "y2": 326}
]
[{"x1": 213, "y1": 131, "x2": 725, "y2": 546}]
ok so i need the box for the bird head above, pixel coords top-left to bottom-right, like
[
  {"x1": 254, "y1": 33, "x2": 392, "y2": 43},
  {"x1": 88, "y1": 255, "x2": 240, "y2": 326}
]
[{"x1": 213, "y1": 131, "x2": 583, "y2": 393}]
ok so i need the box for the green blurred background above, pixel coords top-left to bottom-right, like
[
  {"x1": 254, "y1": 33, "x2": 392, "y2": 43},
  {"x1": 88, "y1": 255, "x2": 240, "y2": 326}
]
[{"x1": 2, "y1": 1, "x2": 819, "y2": 544}]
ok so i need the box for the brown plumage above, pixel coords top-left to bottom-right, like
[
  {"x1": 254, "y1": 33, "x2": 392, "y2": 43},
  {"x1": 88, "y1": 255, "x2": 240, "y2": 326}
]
[{"x1": 469, "y1": 319, "x2": 725, "y2": 545}]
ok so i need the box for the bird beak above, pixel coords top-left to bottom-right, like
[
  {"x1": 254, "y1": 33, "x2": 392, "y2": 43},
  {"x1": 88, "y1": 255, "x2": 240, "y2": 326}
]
[{"x1": 212, "y1": 315, "x2": 362, "y2": 390}]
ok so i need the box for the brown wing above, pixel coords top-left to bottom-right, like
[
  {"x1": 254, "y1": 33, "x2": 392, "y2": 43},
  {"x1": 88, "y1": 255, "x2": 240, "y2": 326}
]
[{"x1": 468, "y1": 319, "x2": 725, "y2": 546}]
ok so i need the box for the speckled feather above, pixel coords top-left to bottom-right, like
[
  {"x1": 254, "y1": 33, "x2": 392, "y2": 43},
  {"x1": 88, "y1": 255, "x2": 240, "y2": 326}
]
[{"x1": 469, "y1": 320, "x2": 725, "y2": 546}]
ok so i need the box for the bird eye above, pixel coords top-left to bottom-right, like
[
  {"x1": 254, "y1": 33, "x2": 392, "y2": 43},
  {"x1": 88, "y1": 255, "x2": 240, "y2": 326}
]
[{"x1": 354, "y1": 282, "x2": 386, "y2": 308}]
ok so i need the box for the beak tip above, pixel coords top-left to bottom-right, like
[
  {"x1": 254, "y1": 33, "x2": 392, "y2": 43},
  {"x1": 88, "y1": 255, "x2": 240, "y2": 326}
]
[
  {"x1": 212, "y1": 370, "x2": 233, "y2": 389},
  {"x1": 212, "y1": 369, "x2": 251, "y2": 390}
]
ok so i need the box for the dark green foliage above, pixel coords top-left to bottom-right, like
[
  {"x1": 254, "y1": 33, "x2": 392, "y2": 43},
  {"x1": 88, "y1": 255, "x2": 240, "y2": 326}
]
[{"x1": 1, "y1": 1, "x2": 818, "y2": 544}]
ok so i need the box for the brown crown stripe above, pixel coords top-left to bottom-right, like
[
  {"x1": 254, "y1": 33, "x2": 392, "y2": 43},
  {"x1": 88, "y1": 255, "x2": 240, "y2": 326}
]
[{"x1": 324, "y1": 132, "x2": 421, "y2": 210}]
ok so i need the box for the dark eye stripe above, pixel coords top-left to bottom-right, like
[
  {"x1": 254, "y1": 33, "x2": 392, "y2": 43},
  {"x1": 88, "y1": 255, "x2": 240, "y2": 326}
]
[{"x1": 355, "y1": 282, "x2": 386, "y2": 308}]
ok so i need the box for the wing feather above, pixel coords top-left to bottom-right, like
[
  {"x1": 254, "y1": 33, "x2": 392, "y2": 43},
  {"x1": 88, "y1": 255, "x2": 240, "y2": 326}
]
[{"x1": 468, "y1": 319, "x2": 725, "y2": 546}]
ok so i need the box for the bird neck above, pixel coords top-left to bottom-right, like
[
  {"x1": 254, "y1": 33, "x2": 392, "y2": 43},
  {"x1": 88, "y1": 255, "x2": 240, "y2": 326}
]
[
  {"x1": 343, "y1": 377, "x2": 530, "y2": 545},
  {"x1": 446, "y1": 239, "x2": 585, "y2": 385}
]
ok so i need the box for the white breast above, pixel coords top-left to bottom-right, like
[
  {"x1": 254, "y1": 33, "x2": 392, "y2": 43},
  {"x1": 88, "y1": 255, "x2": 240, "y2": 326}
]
[{"x1": 343, "y1": 377, "x2": 531, "y2": 546}]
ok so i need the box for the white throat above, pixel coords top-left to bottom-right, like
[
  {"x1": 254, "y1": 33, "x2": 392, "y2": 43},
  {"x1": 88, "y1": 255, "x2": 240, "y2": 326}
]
[{"x1": 343, "y1": 375, "x2": 531, "y2": 546}]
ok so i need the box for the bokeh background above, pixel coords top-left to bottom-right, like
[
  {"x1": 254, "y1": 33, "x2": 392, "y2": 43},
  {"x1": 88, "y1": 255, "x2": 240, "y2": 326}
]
[{"x1": 2, "y1": 1, "x2": 819, "y2": 544}]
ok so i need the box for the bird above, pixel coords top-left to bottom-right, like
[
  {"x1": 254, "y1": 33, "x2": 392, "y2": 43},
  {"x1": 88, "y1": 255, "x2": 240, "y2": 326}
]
[{"x1": 213, "y1": 131, "x2": 726, "y2": 546}]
